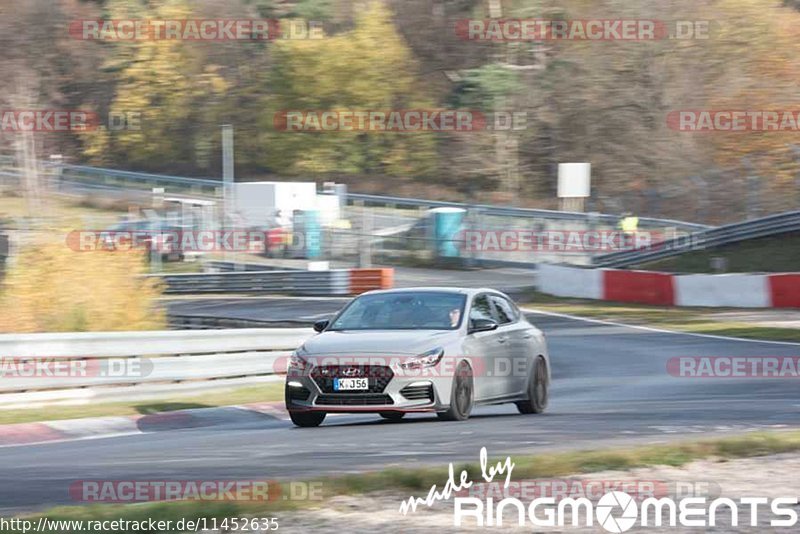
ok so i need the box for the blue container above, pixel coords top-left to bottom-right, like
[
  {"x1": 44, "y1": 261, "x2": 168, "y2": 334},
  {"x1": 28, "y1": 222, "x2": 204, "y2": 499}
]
[
  {"x1": 295, "y1": 210, "x2": 322, "y2": 259},
  {"x1": 431, "y1": 208, "x2": 465, "y2": 258}
]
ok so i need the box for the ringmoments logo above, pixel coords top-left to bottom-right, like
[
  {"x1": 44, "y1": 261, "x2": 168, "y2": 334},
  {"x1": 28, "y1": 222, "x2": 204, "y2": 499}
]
[
  {"x1": 596, "y1": 491, "x2": 638, "y2": 533},
  {"x1": 399, "y1": 448, "x2": 800, "y2": 531}
]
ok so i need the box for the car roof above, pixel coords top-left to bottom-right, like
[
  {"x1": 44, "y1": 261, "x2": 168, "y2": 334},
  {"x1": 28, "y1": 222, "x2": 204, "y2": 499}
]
[{"x1": 357, "y1": 287, "x2": 506, "y2": 298}]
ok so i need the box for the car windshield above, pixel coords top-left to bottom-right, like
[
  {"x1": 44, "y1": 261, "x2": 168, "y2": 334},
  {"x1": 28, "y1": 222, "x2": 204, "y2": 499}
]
[{"x1": 329, "y1": 292, "x2": 467, "y2": 331}]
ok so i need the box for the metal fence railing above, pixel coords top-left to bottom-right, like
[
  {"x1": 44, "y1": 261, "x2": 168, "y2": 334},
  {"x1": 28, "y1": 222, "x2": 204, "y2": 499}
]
[{"x1": 592, "y1": 210, "x2": 800, "y2": 268}]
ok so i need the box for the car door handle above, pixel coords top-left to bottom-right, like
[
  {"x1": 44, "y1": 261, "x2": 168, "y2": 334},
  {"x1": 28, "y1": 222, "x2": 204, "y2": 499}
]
[
  {"x1": 497, "y1": 337, "x2": 508, "y2": 344},
  {"x1": 523, "y1": 333, "x2": 533, "y2": 339}
]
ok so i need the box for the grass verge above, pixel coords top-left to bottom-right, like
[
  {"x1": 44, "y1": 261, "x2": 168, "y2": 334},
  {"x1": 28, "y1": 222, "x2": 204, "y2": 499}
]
[
  {"x1": 13, "y1": 430, "x2": 800, "y2": 532},
  {"x1": 0, "y1": 383, "x2": 284, "y2": 426},
  {"x1": 640, "y1": 232, "x2": 800, "y2": 273},
  {"x1": 523, "y1": 291, "x2": 800, "y2": 342}
]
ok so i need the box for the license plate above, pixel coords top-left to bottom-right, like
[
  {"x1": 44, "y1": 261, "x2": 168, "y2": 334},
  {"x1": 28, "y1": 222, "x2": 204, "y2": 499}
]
[{"x1": 334, "y1": 378, "x2": 369, "y2": 391}]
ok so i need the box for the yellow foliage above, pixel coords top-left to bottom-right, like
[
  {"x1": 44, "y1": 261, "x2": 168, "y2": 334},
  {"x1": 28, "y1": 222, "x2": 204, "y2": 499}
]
[
  {"x1": 0, "y1": 243, "x2": 165, "y2": 333},
  {"x1": 705, "y1": 0, "x2": 800, "y2": 188},
  {"x1": 81, "y1": 0, "x2": 228, "y2": 168},
  {"x1": 264, "y1": 1, "x2": 438, "y2": 177}
]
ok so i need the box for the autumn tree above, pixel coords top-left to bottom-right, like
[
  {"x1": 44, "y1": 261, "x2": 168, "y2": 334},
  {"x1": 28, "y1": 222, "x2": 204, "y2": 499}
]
[
  {"x1": 80, "y1": 0, "x2": 230, "y2": 173},
  {"x1": 261, "y1": 1, "x2": 437, "y2": 177}
]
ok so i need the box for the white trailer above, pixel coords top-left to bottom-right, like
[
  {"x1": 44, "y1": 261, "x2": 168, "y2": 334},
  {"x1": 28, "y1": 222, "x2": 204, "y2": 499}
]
[{"x1": 232, "y1": 182, "x2": 317, "y2": 227}]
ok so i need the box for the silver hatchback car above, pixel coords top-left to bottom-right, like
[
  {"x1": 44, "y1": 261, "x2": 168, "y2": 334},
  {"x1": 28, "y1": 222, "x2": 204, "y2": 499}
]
[{"x1": 285, "y1": 287, "x2": 550, "y2": 427}]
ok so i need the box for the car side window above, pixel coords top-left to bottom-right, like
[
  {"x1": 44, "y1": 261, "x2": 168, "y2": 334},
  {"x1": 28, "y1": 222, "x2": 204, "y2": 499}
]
[
  {"x1": 469, "y1": 295, "x2": 494, "y2": 325},
  {"x1": 490, "y1": 296, "x2": 518, "y2": 324}
]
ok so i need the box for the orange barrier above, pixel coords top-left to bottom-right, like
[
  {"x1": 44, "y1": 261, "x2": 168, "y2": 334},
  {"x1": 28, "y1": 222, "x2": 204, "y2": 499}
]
[{"x1": 349, "y1": 268, "x2": 394, "y2": 295}]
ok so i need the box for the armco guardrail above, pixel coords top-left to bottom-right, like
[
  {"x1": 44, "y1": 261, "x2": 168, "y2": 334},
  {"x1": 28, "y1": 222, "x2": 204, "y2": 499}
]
[
  {"x1": 155, "y1": 270, "x2": 350, "y2": 295},
  {"x1": 59, "y1": 164, "x2": 221, "y2": 197},
  {"x1": 0, "y1": 328, "x2": 313, "y2": 394},
  {"x1": 592, "y1": 210, "x2": 800, "y2": 268},
  {"x1": 152, "y1": 268, "x2": 393, "y2": 295},
  {"x1": 206, "y1": 261, "x2": 298, "y2": 272},
  {"x1": 169, "y1": 315, "x2": 310, "y2": 330}
]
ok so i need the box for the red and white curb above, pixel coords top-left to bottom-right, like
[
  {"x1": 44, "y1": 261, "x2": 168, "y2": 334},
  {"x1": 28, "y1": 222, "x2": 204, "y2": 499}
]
[
  {"x1": 0, "y1": 402, "x2": 291, "y2": 448},
  {"x1": 539, "y1": 264, "x2": 800, "y2": 308}
]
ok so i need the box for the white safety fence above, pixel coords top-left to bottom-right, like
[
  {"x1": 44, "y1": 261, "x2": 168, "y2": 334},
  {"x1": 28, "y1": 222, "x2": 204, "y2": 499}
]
[{"x1": 0, "y1": 328, "x2": 314, "y2": 400}]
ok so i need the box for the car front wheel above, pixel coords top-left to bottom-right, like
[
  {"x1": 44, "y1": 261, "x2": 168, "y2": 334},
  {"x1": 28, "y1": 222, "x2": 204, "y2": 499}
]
[
  {"x1": 438, "y1": 361, "x2": 474, "y2": 421},
  {"x1": 289, "y1": 411, "x2": 326, "y2": 427}
]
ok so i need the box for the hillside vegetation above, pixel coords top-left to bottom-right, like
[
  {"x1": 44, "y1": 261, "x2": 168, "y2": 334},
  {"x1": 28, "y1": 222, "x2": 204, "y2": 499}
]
[{"x1": 3, "y1": 0, "x2": 800, "y2": 223}]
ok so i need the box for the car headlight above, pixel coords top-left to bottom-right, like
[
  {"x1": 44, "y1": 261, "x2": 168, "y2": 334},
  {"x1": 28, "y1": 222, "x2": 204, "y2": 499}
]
[{"x1": 400, "y1": 347, "x2": 444, "y2": 370}]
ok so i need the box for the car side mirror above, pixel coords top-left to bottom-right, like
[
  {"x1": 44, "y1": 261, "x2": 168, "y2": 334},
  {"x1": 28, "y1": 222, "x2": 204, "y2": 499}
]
[
  {"x1": 313, "y1": 320, "x2": 329, "y2": 333},
  {"x1": 469, "y1": 318, "x2": 498, "y2": 334}
]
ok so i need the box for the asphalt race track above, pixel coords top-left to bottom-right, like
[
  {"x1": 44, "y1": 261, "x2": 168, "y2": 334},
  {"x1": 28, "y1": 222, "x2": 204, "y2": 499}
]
[
  {"x1": 166, "y1": 296, "x2": 349, "y2": 326},
  {"x1": 165, "y1": 266, "x2": 541, "y2": 326},
  {"x1": 1, "y1": 311, "x2": 799, "y2": 513}
]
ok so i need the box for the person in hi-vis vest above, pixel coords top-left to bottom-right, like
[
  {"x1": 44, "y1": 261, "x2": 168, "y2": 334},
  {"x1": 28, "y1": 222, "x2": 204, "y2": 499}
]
[{"x1": 619, "y1": 213, "x2": 639, "y2": 236}]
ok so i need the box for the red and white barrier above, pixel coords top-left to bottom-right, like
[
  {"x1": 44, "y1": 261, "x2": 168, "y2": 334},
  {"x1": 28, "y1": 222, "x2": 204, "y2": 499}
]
[{"x1": 538, "y1": 265, "x2": 800, "y2": 308}]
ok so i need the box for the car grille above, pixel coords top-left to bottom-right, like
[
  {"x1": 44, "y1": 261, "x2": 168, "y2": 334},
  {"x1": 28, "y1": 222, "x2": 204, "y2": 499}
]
[
  {"x1": 400, "y1": 384, "x2": 434, "y2": 401},
  {"x1": 316, "y1": 394, "x2": 394, "y2": 406},
  {"x1": 310, "y1": 365, "x2": 394, "y2": 393}
]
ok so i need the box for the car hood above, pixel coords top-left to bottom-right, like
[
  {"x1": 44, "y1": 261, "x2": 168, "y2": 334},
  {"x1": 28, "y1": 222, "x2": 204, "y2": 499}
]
[{"x1": 300, "y1": 329, "x2": 459, "y2": 357}]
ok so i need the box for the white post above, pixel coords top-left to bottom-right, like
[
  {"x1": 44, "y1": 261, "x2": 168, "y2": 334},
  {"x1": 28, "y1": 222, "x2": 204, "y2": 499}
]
[{"x1": 222, "y1": 125, "x2": 235, "y2": 265}]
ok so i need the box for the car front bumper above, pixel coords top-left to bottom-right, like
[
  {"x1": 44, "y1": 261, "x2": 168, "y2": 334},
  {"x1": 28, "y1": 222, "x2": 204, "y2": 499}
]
[{"x1": 285, "y1": 370, "x2": 453, "y2": 413}]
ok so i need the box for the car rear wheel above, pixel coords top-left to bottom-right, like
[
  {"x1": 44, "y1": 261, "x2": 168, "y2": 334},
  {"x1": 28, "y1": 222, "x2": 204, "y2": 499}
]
[
  {"x1": 437, "y1": 361, "x2": 474, "y2": 421},
  {"x1": 289, "y1": 411, "x2": 326, "y2": 427},
  {"x1": 516, "y1": 356, "x2": 548, "y2": 414},
  {"x1": 379, "y1": 412, "x2": 405, "y2": 421}
]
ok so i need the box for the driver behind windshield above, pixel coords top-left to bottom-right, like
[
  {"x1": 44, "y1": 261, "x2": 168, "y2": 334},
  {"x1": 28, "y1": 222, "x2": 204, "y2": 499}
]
[
  {"x1": 448, "y1": 308, "x2": 461, "y2": 328},
  {"x1": 330, "y1": 292, "x2": 466, "y2": 330}
]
